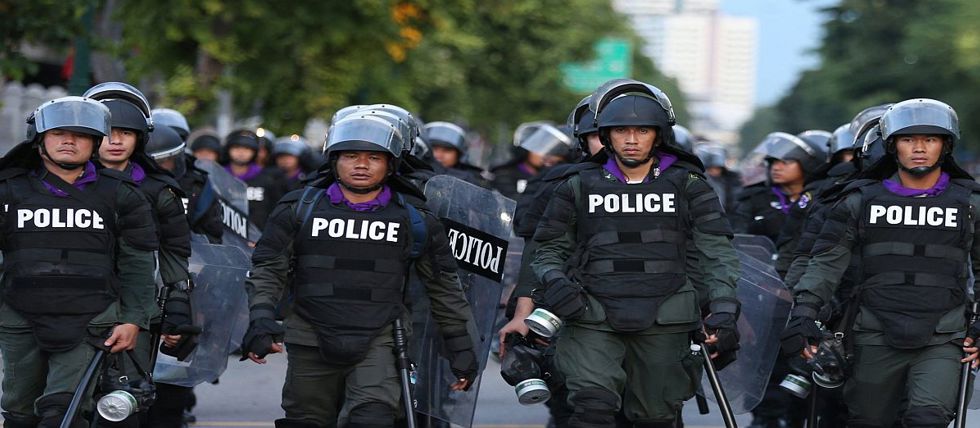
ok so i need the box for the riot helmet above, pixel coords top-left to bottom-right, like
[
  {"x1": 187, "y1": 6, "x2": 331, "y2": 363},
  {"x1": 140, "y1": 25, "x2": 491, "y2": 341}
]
[
  {"x1": 753, "y1": 132, "x2": 824, "y2": 177},
  {"x1": 273, "y1": 135, "x2": 310, "y2": 158},
  {"x1": 146, "y1": 124, "x2": 187, "y2": 161},
  {"x1": 593, "y1": 79, "x2": 677, "y2": 168},
  {"x1": 325, "y1": 114, "x2": 404, "y2": 159},
  {"x1": 26, "y1": 96, "x2": 111, "y2": 170},
  {"x1": 827, "y1": 123, "x2": 856, "y2": 161},
  {"x1": 795, "y1": 130, "x2": 831, "y2": 162},
  {"x1": 82, "y1": 82, "x2": 153, "y2": 142},
  {"x1": 513, "y1": 121, "x2": 552, "y2": 147},
  {"x1": 589, "y1": 78, "x2": 676, "y2": 129},
  {"x1": 567, "y1": 95, "x2": 597, "y2": 153},
  {"x1": 225, "y1": 129, "x2": 260, "y2": 165},
  {"x1": 848, "y1": 104, "x2": 893, "y2": 137},
  {"x1": 189, "y1": 129, "x2": 222, "y2": 159},
  {"x1": 151, "y1": 108, "x2": 190, "y2": 140},
  {"x1": 673, "y1": 124, "x2": 694, "y2": 153},
  {"x1": 423, "y1": 121, "x2": 466, "y2": 152},
  {"x1": 857, "y1": 123, "x2": 886, "y2": 171},
  {"x1": 695, "y1": 143, "x2": 728, "y2": 170},
  {"x1": 103, "y1": 99, "x2": 152, "y2": 150},
  {"x1": 518, "y1": 123, "x2": 575, "y2": 160},
  {"x1": 364, "y1": 104, "x2": 420, "y2": 155},
  {"x1": 880, "y1": 99, "x2": 958, "y2": 176}
]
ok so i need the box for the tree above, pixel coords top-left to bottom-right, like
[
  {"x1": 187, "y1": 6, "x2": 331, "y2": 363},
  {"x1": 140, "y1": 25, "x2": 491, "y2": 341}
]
[{"x1": 0, "y1": 0, "x2": 97, "y2": 81}]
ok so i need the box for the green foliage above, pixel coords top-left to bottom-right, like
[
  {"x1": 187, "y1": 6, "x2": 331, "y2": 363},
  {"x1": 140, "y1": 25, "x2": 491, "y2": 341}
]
[
  {"x1": 0, "y1": 0, "x2": 97, "y2": 80},
  {"x1": 746, "y1": 0, "x2": 980, "y2": 151}
]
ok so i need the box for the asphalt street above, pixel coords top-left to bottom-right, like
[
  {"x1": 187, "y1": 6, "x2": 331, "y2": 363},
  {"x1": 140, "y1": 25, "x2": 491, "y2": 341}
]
[{"x1": 3, "y1": 352, "x2": 980, "y2": 427}]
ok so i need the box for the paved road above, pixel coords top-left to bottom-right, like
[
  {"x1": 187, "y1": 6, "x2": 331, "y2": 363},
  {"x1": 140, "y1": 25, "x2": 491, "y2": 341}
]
[{"x1": 3, "y1": 352, "x2": 980, "y2": 427}]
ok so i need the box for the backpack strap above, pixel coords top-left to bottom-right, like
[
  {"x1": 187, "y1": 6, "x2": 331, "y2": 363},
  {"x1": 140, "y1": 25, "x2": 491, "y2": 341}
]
[{"x1": 398, "y1": 193, "x2": 428, "y2": 260}]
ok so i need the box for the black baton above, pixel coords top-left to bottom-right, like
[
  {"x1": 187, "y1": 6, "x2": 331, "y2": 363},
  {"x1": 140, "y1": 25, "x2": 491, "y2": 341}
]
[
  {"x1": 955, "y1": 302, "x2": 979, "y2": 428},
  {"x1": 393, "y1": 319, "x2": 417, "y2": 428},
  {"x1": 60, "y1": 348, "x2": 106, "y2": 428},
  {"x1": 699, "y1": 344, "x2": 738, "y2": 428}
]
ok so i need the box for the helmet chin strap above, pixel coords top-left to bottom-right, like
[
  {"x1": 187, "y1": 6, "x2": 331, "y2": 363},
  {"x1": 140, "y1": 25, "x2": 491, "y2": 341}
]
[
  {"x1": 896, "y1": 152, "x2": 943, "y2": 177},
  {"x1": 610, "y1": 146, "x2": 655, "y2": 168},
  {"x1": 39, "y1": 144, "x2": 85, "y2": 170},
  {"x1": 333, "y1": 168, "x2": 384, "y2": 194}
]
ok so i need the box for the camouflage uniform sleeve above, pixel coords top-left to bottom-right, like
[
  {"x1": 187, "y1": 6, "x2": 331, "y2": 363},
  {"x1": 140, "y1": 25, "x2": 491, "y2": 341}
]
[
  {"x1": 115, "y1": 184, "x2": 158, "y2": 329},
  {"x1": 245, "y1": 200, "x2": 297, "y2": 315},
  {"x1": 686, "y1": 175, "x2": 739, "y2": 306},
  {"x1": 531, "y1": 178, "x2": 578, "y2": 281},
  {"x1": 793, "y1": 193, "x2": 861, "y2": 307},
  {"x1": 415, "y1": 211, "x2": 473, "y2": 342}
]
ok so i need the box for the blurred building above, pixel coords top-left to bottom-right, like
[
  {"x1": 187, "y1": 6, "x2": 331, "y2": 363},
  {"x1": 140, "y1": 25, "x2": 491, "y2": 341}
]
[{"x1": 613, "y1": 0, "x2": 757, "y2": 144}]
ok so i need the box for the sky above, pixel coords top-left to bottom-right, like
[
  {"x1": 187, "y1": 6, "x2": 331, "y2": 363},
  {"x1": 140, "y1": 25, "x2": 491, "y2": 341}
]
[{"x1": 721, "y1": 0, "x2": 837, "y2": 106}]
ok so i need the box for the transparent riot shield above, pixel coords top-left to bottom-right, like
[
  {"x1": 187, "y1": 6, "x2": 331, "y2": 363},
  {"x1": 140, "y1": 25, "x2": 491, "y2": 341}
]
[
  {"x1": 732, "y1": 234, "x2": 777, "y2": 265},
  {"x1": 194, "y1": 159, "x2": 258, "y2": 252},
  {"x1": 153, "y1": 241, "x2": 251, "y2": 387},
  {"x1": 408, "y1": 175, "x2": 516, "y2": 427},
  {"x1": 702, "y1": 247, "x2": 793, "y2": 414}
]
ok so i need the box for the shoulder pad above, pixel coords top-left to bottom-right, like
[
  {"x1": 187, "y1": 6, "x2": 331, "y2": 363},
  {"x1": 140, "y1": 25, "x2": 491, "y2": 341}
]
[
  {"x1": 951, "y1": 178, "x2": 980, "y2": 193},
  {"x1": 670, "y1": 160, "x2": 705, "y2": 179},
  {"x1": 147, "y1": 172, "x2": 186, "y2": 197},
  {"x1": 840, "y1": 178, "x2": 877, "y2": 195},
  {"x1": 0, "y1": 167, "x2": 29, "y2": 182},
  {"x1": 541, "y1": 162, "x2": 600, "y2": 182},
  {"x1": 98, "y1": 167, "x2": 137, "y2": 184},
  {"x1": 279, "y1": 187, "x2": 307, "y2": 204},
  {"x1": 736, "y1": 182, "x2": 769, "y2": 199}
]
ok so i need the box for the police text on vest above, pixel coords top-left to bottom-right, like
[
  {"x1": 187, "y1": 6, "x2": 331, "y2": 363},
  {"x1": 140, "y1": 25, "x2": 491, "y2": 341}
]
[
  {"x1": 868, "y1": 205, "x2": 958, "y2": 228},
  {"x1": 17, "y1": 208, "x2": 104, "y2": 229},
  {"x1": 588, "y1": 193, "x2": 676, "y2": 213},
  {"x1": 311, "y1": 218, "x2": 400, "y2": 242}
]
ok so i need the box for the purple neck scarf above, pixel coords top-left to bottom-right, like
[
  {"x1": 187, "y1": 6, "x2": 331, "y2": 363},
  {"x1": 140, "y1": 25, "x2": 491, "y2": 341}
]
[
  {"x1": 883, "y1": 172, "x2": 950, "y2": 197},
  {"x1": 771, "y1": 186, "x2": 791, "y2": 214},
  {"x1": 602, "y1": 151, "x2": 678, "y2": 183},
  {"x1": 127, "y1": 162, "x2": 146, "y2": 185},
  {"x1": 326, "y1": 183, "x2": 392, "y2": 212},
  {"x1": 37, "y1": 162, "x2": 98, "y2": 197},
  {"x1": 226, "y1": 163, "x2": 263, "y2": 181},
  {"x1": 518, "y1": 162, "x2": 536, "y2": 176}
]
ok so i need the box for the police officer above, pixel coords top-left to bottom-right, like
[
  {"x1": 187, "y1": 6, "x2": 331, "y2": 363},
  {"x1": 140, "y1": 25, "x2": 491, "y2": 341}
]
[
  {"x1": 530, "y1": 80, "x2": 740, "y2": 427},
  {"x1": 188, "y1": 129, "x2": 222, "y2": 163},
  {"x1": 0, "y1": 96, "x2": 158, "y2": 427},
  {"x1": 672, "y1": 124, "x2": 695, "y2": 153},
  {"x1": 784, "y1": 98, "x2": 980, "y2": 428},
  {"x1": 733, "y1": 132, "x2": 825, "y2": 246},
  {"x1": 491, "y1": 122, "x2": 575, "y2": 199},
  {"x1": 224, "y1": 129, "x2": 288, "y2": 229},
  {"x1": 149, "y1": 109, "x2": 224, "y2": 244},
  {"x1": 241, "y1": 111, "x2": 478, "y2": 427},
  {"x1": 423, "y1": 121, "x2": 488, "y2": 187},
  {"x1": 273, "y1": 135, "x2": 312, "y2": 191},
  {"x1": 85, "y1": 83, "x2": 199, "y2": 427},
  {"x1": 694, "y1": 142, "x2": 740, "y2": 213}
]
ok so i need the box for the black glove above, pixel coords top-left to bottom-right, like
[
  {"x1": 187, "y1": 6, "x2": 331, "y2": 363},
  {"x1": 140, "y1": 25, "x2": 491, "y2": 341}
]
[
  {"x1": 240, "y1": 305, "x2": 285, "y2": 361},
  {"x1": 444, "y1": 332, "x2": 478, "y2": 390},
  {"x1": 160, "y1": 286, "x2": 199, "y2": 335},
  {"x1": 532, "y1": 270, "x2": 587, "y2": 321},
  {"x1": 698, "y1": 299, "x2": 741, "y2": 370},
  {"x1": 780, "y1": 303, "x2": 824, "y2": 356}
]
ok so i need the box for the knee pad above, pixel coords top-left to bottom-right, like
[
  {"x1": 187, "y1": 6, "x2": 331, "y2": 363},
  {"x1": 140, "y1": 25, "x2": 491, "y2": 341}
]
[
  {"x1": 902, "y1": 405, "x2": 951, "y2": 428},
  {"x1": 274, "y1": 418, "x2": 321, "y2": 428},
  {"x1": 347, "y1": 402, "x2": 396, "y2": 428},
  {"x1": 2, "y1": 411, "x2": 40, "y2": 428},
  {"x1": 568, "y1": 387, "x2": 619, "y2": 428}
]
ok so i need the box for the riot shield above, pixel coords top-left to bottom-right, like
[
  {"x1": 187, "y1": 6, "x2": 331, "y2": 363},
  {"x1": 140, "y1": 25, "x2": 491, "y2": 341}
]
[
  {"x1": 194, "y1": 159, "x2": 259, "y2": 251},
  {"x1": 702, "y1": 246, "x2": 792, "y2": 414},
  {"x1": 408, "y1": 175, "x2": 516, "y2": 427},
  {"x1": 153, "y1": 240, "x2": 251, "y2": 387},
  {"x1": 732, "y1": 234, "x2": 777, "y2": 265}
]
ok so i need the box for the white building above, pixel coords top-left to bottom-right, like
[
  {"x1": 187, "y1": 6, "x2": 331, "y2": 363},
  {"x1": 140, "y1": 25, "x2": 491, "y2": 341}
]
[{"x1": 613, "y1": 0, "x2": 757, "y2": 144}]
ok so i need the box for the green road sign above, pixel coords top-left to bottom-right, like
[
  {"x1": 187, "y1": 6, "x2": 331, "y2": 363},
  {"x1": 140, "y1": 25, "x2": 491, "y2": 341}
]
[{"x1": 561, "y1": 38, "x2": 633, "y2": 94}]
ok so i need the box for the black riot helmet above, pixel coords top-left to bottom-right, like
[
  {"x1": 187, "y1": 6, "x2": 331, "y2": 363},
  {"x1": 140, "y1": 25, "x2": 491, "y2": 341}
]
[
  {"x1": 695, "y1": 143, "x2": 728, "y2": 170},
  {"x1": 145, "y1": 124, "x2": 186, "y2": 162},
  {"x1": 856, "y1": 123, "x2": 886, "y2": 171},
  {"x1": 325, "y1": 115, "x2": 405, "y2": 191},
  {"x1": 82, "y1": 82, "x2": 153, "y2": 147},
  {"x1": 103, "y1": 99, "x2": 152, "y2": 151},
  {"x1": 567, "y1": 95, "x2": 597, "y2": 153},
  {"x1": 423, "y1": 121, "x2": 467, "y2": 153},
  {"x1": 189, "y1": 129, "x2": 221, "y2": 155},
  {"x1": 753, "y1": 132, "x2": 824, "y2": 177},
  {"x1": 827, "y1": 123, "x2": 855, "y2": 161},
  {"x1": 273, "y1": 135, "x2": 310, "y2": 158},
  {"x1": 880, "y1": 98, "x2": 959, "y2": 176},
  {"x1": 518, "y1": 123, "x2": 576, "y2": 160},
  {"x1": 673, "y1": 124, "x2": 694, "y2": 153},
  {"x1": 26, "y1": 96, "x2": 112, "y2": 170},
  {"x1": 151, "y1": 108, "x2": 190, "y2": 140},
  {"x1": 225, "y1": 129, "x2": 260, "y2": 152},
  {"x1": 364, "y1": 104, "x2": 420, "y2": 156},
  {"x1": 795, "y1": 130, "x2": 831, "y2": 163},
  {"x1": 589, "y1": 78, "x2": 676, "y2": 129}
]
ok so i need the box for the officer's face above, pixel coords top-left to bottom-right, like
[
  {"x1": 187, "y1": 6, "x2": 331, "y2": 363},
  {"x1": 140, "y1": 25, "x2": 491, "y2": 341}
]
[
  {"x1": 894, "y1": 134, "x2": 945, "y2": 170},
  {"x1": 586, "y1": 133, "x2": 603, "y2": 156},
  {"x1": 336, "y1": 151, "x2": 389, "y2": 190},
  {"x1": 194, "y1": 149, "x2": 219, "y2": 162},
  {"x1": 157, "y1": 156, "x2": 177, "y2": 172},
  {"x1": 769, "y1": 159, "x2": 804, "y2": 185},
  {"x1": 432, "y1": 145, "x2": 459, "y2": 168},
  {"x1": 228, "y1": 146, "x2": 256, "y2": 165},
  {"x1": 609, "y1": 126, "x2": 656, "y2": 162},
  {"x1": 42, "y1": 130, "x2": 95, "y2": 164},
  {"x1": 276, "y1": 154, "x2": 300, "y2": 171},
  {"x1": 526, "y1": 151, "x2": 545, "y2": 168},
  {"x1": 99, "y1": 128, "x2": 138, "y2": 164}
]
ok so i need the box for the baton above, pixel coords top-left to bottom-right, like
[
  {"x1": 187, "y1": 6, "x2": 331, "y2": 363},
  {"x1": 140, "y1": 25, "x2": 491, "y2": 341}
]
[
  {"x1": 393, "y1": 319, "x2": 417, "y2": 428},
  {"x1": 698, "y1": 343, "x2": 738, "y2": 428},
  {"x1": 807, "y1": 383, "x2": 819, "y2": 428},
  {"x1": 955, "y1": 302, "x2": 979, "y2": 428},
  {"x1": 148, "y1": 285, "x2": 171, "y2": 373},
  {"x1": 60, "y1": 348, "x2": 106, "y2": 428}
]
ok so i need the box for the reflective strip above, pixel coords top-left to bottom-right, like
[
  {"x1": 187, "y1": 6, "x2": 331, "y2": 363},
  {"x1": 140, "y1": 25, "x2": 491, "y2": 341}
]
[
  {"x1": 587, "y1": 229, "x2": 682, "y2": 247},
  {"x1": 297, "y1": 255, "x2": 402, "y2": 273},
  {"x1": 586, "y1": 260, "x2": 684, "y2": 274}
]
